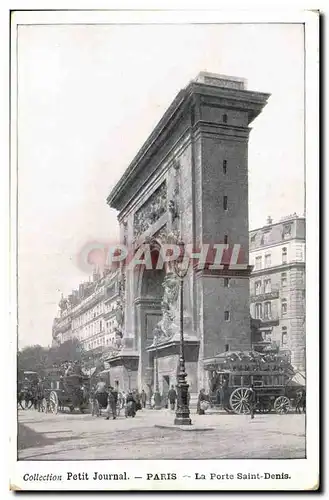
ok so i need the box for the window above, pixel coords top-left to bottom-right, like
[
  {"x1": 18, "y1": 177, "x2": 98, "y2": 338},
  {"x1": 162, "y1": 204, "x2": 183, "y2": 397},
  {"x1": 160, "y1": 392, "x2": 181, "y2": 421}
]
[
  {"x1": 233, "y1": 376, "x2": 242, "y2": 386},
  {"x1": 265, "y1": 253, "x2": 271, "y2": 268},
  {"x1": 224, "y1": 234, "x2": 228, "y2": 244},
  {"x1": 255, "y1": 303, "x2": 262, "y2": 319},
  {"x1": 281, "y1": 299, "x2": 287, "y2": 316},
  {"x1": 224, "y1": 310, "x2": 230, "y2": 321},
  {"x1": 282, "y1": 247, "x2": 287, "y2": 264},
  {"x1": 223, "y1": 196, "x2": 228, "y2": 211},
  {"x1": 224, "y1": 278, "x2": 230, "y2": 288},
  {"x1": 100, "y1": 320, "x2": 102, "y2": 331},
  {"x1": 282, "y1": 224, "x2": 292, "y2": 239},
  {"x1": 223, "y1": 160, "x2": 227, "y2": 174},
  {"x1": 223, "y1": 113, "x2": 228, "y2": 124},
  {"x1": 261, "y1": 232, "x2": 270, "y2": 245},
  {"x1": 255, "y1": 256, "x2": 262, "y2": 270},
  {"x1": 255, "y1": 280, "x2": 262, "y2": 295},
  {"x1": 281, "y1": 272, "x2": 287, "y2": 287},
  {"x1": 281, "y1": 329, "x2": 287, "y2": 346},
  {"x1": 225, "y1": 344, "x2": 230, "y2": 352},
  {"x1": 261, "y1": 331, "x2": 271, "y2": 342},
  {"x1": 296, "y1": 245, "x2": 303, "y2": 261},
  {"x1": 264, "y1": 278, "x2": 271, "y2": 293},
  {"x1": 264, "y1": 331, "x2": 272, "y2": 342},
  {"x1": 264, "y1": 302, "x2": 272, "y2": 319}
]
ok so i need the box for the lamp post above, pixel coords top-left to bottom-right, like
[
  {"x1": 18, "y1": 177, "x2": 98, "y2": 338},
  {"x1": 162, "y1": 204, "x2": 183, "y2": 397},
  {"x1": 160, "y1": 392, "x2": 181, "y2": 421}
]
[
  {"x1": 173, "y1": 240, "x2": 191, "y2": 425},
  {"x1": 153, "y1": 333, "x2": 162, "y2": 410},
  {"x1": 127, "y1": 368, "x2": 131, "y2": 391}
]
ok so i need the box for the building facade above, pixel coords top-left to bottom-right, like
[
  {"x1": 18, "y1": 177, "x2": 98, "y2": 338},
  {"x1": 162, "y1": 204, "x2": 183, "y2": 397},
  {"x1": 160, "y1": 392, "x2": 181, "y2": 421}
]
[
  {"x1": 249, "y1": 214, "x2": 306, "y2": 371},
  {"x1": 105, "y1": 72, "x2": 269, "y2": 397},
  {"x1": 52, "y1": 269, "x2": 121, "y2": 354}
]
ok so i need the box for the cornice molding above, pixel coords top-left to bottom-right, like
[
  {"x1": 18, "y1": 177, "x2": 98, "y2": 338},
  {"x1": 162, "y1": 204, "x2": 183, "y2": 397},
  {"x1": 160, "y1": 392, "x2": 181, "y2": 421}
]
[{"x1": 108, "y1": 81, "x2": 269, "y2": 212}]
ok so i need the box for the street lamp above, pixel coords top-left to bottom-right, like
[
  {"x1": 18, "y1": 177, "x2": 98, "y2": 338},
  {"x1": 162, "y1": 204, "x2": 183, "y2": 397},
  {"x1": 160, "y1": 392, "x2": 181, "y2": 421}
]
[
  {"x1": 153, "y1": 332, "x2": 162, "y2": 410},
  {"x1": 173, "y1": 240, "x2": 192, "y2": 425}
]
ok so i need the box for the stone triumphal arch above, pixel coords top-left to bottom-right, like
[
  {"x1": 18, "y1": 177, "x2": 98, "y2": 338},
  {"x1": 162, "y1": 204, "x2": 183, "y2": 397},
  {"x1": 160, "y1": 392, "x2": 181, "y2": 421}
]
[{"x1": 106, "y1": 72, "x2": 269, "y2": 400}]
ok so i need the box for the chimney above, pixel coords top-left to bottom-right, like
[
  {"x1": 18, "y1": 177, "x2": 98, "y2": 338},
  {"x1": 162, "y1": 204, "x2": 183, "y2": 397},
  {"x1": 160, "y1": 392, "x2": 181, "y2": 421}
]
[{"x1": 266, "y1": 216, "x2": 273, "y2": 225}]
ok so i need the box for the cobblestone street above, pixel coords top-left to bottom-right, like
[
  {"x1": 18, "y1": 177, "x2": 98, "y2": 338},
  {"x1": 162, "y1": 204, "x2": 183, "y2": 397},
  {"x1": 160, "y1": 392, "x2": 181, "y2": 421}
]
[{"x1": 18, "y1": 409, "x2": 306, "y2": 460}]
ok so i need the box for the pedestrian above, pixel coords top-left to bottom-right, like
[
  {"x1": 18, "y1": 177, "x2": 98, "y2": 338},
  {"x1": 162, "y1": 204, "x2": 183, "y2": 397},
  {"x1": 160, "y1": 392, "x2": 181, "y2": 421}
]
[
  {"x1": 168, "y1": 385, "x2": 177, "y2": 411},
  {"x1": 125, "y1": 391, "x2": 137, "y2": 417},
  {"x1": 222, "y1": 376, "x2": 229, "y2": 411},
  {"x1": 249, "y1": 384, "x2": 256, "y2": 420},
  {"x1": 121, "y1": 390, "x2": 126, "y2": 409},
  {"x1": 105, "y1": 386, "x2": 118, "y2": 420},
  {"x1": 133, "y1": 390, "x2": 142, "y2": 411},
  {"x1": 216, "y1": 387, "x2": 221, "y2": 406},
  {"x1": 162, "y1": 393, "x2": 168, "y2": 409},
  {"x1": 141, "y1": 389, "x2": 147, "y2": 409},
  {"x1": 197, "y1": 388, "x2": 209, "y2": 415}
]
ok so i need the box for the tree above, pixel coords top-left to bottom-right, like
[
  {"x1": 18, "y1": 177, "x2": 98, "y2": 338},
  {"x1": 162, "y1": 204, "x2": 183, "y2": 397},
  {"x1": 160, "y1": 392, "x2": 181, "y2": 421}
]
[
  {"x1": 18, "y1": 345, "x2": 48, "y2": 376},
  {"x1": 46, "y1": 338, "x2": 85, "y2": 367},
  {"x1": 18, "y1": 338, "x2": 86, "y2": 377}
]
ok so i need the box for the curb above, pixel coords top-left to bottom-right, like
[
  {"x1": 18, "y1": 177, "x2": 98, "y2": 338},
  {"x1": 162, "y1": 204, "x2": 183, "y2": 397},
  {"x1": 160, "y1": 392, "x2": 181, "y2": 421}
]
[{"x1": 154, "y1": 424, "x2": 215, "y2": 432}]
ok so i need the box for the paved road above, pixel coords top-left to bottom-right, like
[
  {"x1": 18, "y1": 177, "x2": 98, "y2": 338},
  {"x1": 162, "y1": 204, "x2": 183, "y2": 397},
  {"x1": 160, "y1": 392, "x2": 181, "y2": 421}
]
[{"x1": 18, "y1": 408, "x2": 306, "y2": 460}]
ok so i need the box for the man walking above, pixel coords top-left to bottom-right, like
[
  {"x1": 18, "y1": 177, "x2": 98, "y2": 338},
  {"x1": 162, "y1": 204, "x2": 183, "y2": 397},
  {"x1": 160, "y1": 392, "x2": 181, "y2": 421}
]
[
  {"x1": 141, "y1": 389, "x2": 147, "y2": 409},
  {"x1": 249, "y1": 384, "x2": 256, "y2": 420},
  {"x1": 168, "y1": 385, "x2": 177, "y2": 411},
  {"x1": 105, "y1": 386, "x2": 118, "y2": 420}
]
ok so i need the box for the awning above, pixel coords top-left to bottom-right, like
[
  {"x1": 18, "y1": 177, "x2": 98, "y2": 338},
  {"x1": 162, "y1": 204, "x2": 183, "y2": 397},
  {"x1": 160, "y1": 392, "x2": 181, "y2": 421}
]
[{"x1": 289, "y1": 371, "x2": 306, "y2": 386}]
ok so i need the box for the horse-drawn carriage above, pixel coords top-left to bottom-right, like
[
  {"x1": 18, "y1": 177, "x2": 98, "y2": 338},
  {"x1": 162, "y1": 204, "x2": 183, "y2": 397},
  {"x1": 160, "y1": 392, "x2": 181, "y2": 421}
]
[
  {"x1": 205, "y1": 350, "x2": 305, "y2": 415},
  {"x1": 44, "y1": 367, "x2": 90, "y2": 414}
]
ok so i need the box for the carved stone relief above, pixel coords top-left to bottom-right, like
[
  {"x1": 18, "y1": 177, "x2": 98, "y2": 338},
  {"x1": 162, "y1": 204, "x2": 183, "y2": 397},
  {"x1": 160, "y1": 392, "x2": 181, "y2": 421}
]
[
  {"x1": 133, "y1": 182, "x2": 167, "y2": 239},
  {"x1": 168, "y1": 159, "x2": 180, "y2": 227}
]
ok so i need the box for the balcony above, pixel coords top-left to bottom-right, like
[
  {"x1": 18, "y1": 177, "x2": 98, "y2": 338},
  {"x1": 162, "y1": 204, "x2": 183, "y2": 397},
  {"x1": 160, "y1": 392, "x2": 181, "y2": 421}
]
[
  {"x1": 250, "y1": 284, "x2": 280, "y2": 302},
  {"x1": 253, "y1": 312, "x2": 280, "y2": 326}
]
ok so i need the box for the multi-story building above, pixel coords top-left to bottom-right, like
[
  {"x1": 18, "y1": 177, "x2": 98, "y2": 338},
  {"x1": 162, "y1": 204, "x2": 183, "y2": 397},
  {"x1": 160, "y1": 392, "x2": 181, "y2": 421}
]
[
  {"x1": 249, "y1": 214, "x2": 305, "y2": 371},
  {"x1": 52, "y1": 268, "x2": 121, "y2": 354}
]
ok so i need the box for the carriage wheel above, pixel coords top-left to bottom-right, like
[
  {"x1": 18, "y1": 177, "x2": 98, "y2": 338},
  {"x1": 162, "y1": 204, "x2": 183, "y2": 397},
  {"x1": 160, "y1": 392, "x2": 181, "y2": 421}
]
[
  {"x1": 257, "y1": 398, "x2": 272, "y2": 414},
  {"x1": 229, "y1": 387, "x2": 252, "y2": 414},
  {"x1": 274, "y1": 396, "x2": 291, "y2": 414},
  {"x1": 49, "y1": 391, "x2": 59, "y2": 414}
]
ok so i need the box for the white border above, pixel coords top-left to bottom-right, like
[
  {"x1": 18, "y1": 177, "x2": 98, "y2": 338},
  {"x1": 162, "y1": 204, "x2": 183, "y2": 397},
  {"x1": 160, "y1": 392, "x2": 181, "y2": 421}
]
[{"x1": 6, "y1": 6, "x2": 319, "y2": 492}]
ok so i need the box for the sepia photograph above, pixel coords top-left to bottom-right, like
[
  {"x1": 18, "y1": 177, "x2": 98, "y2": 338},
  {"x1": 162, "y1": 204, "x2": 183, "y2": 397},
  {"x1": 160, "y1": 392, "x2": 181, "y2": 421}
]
[{"x1": 9, "y1": 7, "x2": 319, "y2": 491}]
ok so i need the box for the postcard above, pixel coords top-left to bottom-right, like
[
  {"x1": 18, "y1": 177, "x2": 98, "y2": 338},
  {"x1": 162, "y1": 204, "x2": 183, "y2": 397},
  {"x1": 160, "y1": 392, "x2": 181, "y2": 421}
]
[{"x1": 8, "y1": 6, "x2": 319, "y2": 492}]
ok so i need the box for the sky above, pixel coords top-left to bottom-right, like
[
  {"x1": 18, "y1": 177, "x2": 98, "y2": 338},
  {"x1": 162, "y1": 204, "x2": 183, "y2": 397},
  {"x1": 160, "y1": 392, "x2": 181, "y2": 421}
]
[{"x1": 17, "y1": 23, "x2": 305, "y2": 348}]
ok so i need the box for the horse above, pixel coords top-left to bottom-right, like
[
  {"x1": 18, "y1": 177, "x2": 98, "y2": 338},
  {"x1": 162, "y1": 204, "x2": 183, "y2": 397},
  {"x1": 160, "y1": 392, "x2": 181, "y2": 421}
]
[
  {"x1": 17, "y1": 387, "x2": 35, "y2": 410},
  {"x1": 295, "y1": 388, "x2": 306, "y2": 413}
]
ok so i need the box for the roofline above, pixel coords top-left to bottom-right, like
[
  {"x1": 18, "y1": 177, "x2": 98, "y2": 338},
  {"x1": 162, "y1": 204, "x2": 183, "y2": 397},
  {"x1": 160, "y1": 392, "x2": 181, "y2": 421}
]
[
  {"x1": 249, "y1": 215, "x2": 305, "y2": 234},
  {"x1": 107, "y1": 80, "x2": 270, "y2": 210},
  {"x1": 106, "y1": 85, "x2": 190, "y2": 208}
]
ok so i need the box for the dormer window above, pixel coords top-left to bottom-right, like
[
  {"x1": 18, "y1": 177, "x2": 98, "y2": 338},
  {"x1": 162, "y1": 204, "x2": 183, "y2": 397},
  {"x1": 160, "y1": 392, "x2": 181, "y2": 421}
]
[
  {"x1": 223, "y1": 113, "x2": 228, "y2": 124},
  {"x1": 282, "y1": 224, "x2": 292, "y2": 239}
]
